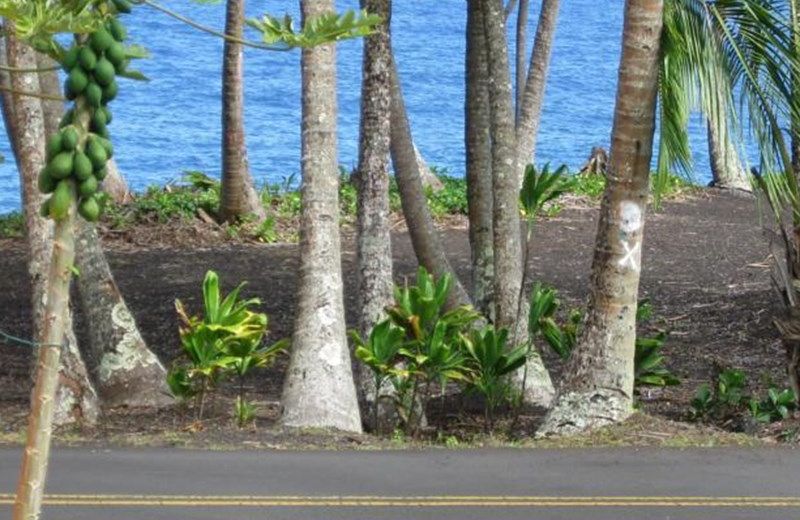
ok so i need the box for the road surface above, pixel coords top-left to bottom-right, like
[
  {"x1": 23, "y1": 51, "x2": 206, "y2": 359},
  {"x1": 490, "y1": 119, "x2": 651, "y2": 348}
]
[{"x1": 1, "y1": 447, "x2": 798, "y2": 519}]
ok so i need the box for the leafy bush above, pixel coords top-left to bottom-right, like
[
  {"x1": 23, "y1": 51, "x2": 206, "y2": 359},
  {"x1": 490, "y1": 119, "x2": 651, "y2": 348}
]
[
  {"x1": 169, "y1": 270, "x2": 286, "y2": 425},
  {"x1": 462, "y1": 326, "x2": 526, "y2": 428},
  {"x1": 0, "y1": 212, "x2": 24, "y2": 239},
  {"x1": 749, "y1": 388, "x2": 797, "y2": 423}
]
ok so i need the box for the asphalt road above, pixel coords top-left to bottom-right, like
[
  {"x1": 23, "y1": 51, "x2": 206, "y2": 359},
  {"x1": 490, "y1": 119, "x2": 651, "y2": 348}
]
[{"x1": 1, "y1": 447, "x2": 799, "y2": 519}]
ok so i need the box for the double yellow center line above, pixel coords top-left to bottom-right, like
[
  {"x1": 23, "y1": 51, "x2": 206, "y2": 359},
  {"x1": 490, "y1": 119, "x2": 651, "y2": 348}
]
[{"x1": 1, "y1": 494, "x2": 799, "y2": 508}]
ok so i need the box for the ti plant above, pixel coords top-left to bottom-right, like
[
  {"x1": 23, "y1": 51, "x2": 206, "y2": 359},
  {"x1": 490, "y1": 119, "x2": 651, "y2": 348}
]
[
  {"x1": 170, "y1": 271, "x2": 286, "y2": 425},
  {"x1": 461, "y1": 326, "x2": 526, "y2": 429},
  {"x1": 354, "y1": 268, "x2": 480, "y2": 436}
]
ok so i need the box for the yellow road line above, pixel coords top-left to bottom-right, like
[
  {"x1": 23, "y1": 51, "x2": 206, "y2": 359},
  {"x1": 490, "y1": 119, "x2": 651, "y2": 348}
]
[{"x1": 0, "y1": 494, "x2": 798, "y2": 508}]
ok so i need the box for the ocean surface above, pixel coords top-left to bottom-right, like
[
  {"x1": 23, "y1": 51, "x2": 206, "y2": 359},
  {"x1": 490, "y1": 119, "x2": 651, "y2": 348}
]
[{"x1": 0, "y1": 1, "x2": 719, "y2": 212}]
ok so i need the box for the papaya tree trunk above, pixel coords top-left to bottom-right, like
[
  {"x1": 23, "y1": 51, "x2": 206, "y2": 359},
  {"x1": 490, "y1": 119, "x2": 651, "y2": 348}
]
[
  {"x1": 538, "y1": 0, "x2": 663, "y2": 436},
  {"x1": 219, "y1": 0, "x2": 266, "y2": 222},
  {"x1": 479, "y1": 0, "x2": 554, "y2": 406},
  {"x1": 280, "y1": 0, "x2": 362, "y2": 433},
  {"x1": 466, "y1": 0, "x2": 495, "y2": 318},
  {"x1": 7, "y1": 29, "x2": 87, "y2": 520},
  {"x1": 3, "y1": 34, "x2": 99, "y2": 427},
  {"x1": 389, "y1": 55, "x2": 471, "y2": 309},
  {"x1": 515, "y1": 0, "x2": 560, "y2": 174}
]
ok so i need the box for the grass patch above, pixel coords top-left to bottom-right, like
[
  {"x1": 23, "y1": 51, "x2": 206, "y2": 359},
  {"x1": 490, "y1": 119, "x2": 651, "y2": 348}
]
[{"x1": 0, "y1": 211, "x2": 24, "y2": 239}]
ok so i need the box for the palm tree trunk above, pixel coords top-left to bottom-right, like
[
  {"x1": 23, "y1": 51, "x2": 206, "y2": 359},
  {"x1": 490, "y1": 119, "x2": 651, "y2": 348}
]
[
  {"x1": 515, "y1": 0, "x2": 560, "y2": 173},
  {"x1": 480, "y1": 0, "x2": 554, "y2": 406},
  {"x1": 280, "y1": 0, "x2": 362, "y2": 433},
  {"x1": 389, "y1": 56, "x2": 471, "y2": 309},
  {"x1": 219, "y1": 0, "x2": 266, "y2": 222},
  {"x1": 466, "y1": 0, "x2": 495, "y2": 318},
  {"x1": 707, "y1": 117, "x2": 750, "y2": 192},
  {"x1": 355, "y1": 0, "x2": 394, "y2": 417},
  {"x1": 538, "y1": 0, "x2": 663, "y2": 436},
  {"x1": 515, "y1": 0, "x2": 529, "y2": 121},
  {"x1": 3, "y1": 35, "x2": 99, "y2": 428}
]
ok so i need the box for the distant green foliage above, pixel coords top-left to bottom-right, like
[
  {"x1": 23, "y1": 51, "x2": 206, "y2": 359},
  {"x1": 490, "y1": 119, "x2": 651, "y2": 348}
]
[
  {"x1": 0, "y1": 212, "x2": 24, "y2": 239},
  {"x1": 426, "y1": 171, "x2": 469, "y2": 217}
]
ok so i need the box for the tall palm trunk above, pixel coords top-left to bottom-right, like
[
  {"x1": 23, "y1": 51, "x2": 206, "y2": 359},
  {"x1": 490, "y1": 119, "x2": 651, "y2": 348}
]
[
  {"x1": 219, "y1": 0, "x2": 266, "y2": 222},
  {"x1": 480, "y1": 0, "x2": 553, "y2": 406},
  {"x1": 538, "y1": 0, "x2": 663, "y2": 436},
  {"x1": 466, "y1": 0, "x2": 494, "y2": 318},
  {"x1": 515, "y1": 0, "x2": 560, "y2": 172},
  {"x1": 2, "y1": 35, "x2": 99, "y2": 427},
  {"x1": 355, "y1": 0, "x2": 394, "y2": 413},
  {"x1": 280, "y1": 0, "x2": 362, "y2": 433},
  {"x1": 389, "y1": 56, "x2": 471, "y2": 308},
  {"x1": 514, "y1": 0, "x2": 529, "y2": 121}
]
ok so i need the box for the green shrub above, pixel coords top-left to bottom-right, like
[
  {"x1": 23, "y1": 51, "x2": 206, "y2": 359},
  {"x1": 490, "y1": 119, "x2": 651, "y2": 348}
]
[
  {"x1": 169, "y1": 270, "x2": 286, "y2": 425},
  {"x1": 0, "y1": 212, "x2": 24, "y2": 238}
]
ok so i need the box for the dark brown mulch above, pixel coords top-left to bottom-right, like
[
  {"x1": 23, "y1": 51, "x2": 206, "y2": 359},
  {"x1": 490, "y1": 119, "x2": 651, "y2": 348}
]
[{"x1": 0, "y1": 189, "x2": 788, "y2": 443}]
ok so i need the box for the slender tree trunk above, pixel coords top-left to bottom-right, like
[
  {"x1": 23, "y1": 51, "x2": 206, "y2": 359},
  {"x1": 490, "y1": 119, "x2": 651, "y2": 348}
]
[
  {"x1": 538, "y1": 0, "x2": 663, "y2": 436},
  {"x1": 515, "y1": 0, "x2": 529, "y2": 121},
  {"x1": 480, "y1": 0, "x2": 554, "y2": 406},
  {"x1": 354, "y1": 0, "x2": 394, "y2": 417},
  {"x1": 389, "y1": 56, "x2": 471, "y2": 308},
  {"x1": 707, "y1": 118, "x2": 750, "y2": 192},
  {"x1": 280, "y1": 0, "x2": 362, "y2": 433},
  {"x1": 219, "y1": 0, "x2": 265, "y2": 222},
  {"x1": 34, "y1": 48, "x2": 172, "y2": 410},
  {"x1": 8, "y1": 30, "x2": 92, "y2": 520},
  {"x1": 3, "y1": 35, "x2": 99, "y2": 427},
  {"x1": 515, "y1": 0, "x2": 560, "y2": 173},
  {"x1": 466, "y1": 0, "x2": 495, "y2": 318}
]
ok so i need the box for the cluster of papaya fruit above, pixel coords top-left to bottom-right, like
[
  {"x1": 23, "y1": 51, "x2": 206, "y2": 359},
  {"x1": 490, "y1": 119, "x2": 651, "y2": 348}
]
[{"x1": 38, "y1": 10, "x2": 129, "y2": 223}]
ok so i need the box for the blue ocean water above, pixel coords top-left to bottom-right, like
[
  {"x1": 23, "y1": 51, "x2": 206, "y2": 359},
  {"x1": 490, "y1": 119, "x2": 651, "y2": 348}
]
[{"x1": 0, "y1": 1, "x2": 716, "y2": 212}]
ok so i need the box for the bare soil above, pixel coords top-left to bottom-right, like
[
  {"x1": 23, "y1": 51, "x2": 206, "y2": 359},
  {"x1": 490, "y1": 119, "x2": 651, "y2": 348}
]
[{"x1": 0, "y1": 189, "x2": 793, "y2": 447}]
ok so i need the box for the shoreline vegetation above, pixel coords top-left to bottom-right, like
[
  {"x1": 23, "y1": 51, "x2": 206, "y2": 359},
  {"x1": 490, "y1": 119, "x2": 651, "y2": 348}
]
[{"x1": 0, "y1": 168, "x2": 695, "y2": 242}]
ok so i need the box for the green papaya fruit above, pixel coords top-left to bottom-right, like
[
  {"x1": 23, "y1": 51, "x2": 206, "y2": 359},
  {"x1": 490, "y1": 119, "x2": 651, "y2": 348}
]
[
  {"x1": 79, "y1": 176, "x2": 99, "y2": 198},
  {"x1": 94, "y1": 57, "x2": 115, "y2": 86},
  {"x1": 78, "y1": 46, "x2": 97, "y2": 71},
  {"x1": 39, "y1": 199, "x2": 51, "y2": 218},
  {"x1": 49, "y1": 152, "x2": 74, "y2": 180},
  {"x1": 38, "y1": 167, "x2": 56, "y2": 194},
  {"x1": 62, "y1": 46, "x2": 80, "y2": 72},
  {"x1": 108, "y1": 18, "x2": 127, "y2": 41},
  {"x1": 61, "y1": 127, "x2": 79, "y2": 151},
  {"x1": 86, "y1": 138, "x2": 108, "y2": 170},
  {"x1": 59, "y1": 108, "x2": 75, "y2": 129},
  {"x1": 66, "y1": 67, "x2": 88, "y2": 95},
  {"x1": 95, "y1": 167, "x2": 109, "y2": 180},
  {"x1": 64, "y1": 79, "x2": 78, "y2": 101},
  {"x1": 97, "y1": 137, "x2": 114, "y2": 158},
  {"x1": 111, "y1": 0, "x2": 132, "y2": 14},
  {"x1": 49, "y1": 180, "x2": 73, "y2": 220},
  {"x1": 90, "y1": 29, "x2": 114, "y2": 53},
  {"x1": 73, "y1": 152, "x2": 93, "y2": 181},
  {"x1": 101, "y1": 107, "x2": 113, "y2": 125},
  {"x1": 106, "y1": 42, "x2": 126, "y2": 67},
  {"x1": 90, "y1": 115, "x2": 107, "y2": 136},
  {"x1": 78, "y1": 196, "x2": 101, "y2": 222},
  {"x1": 85, "y1": 82, "x2": 103, "y2": 108},
  {"x1": 91, "y1": 109, "x2": 107, "y2": 127},
  {"x1": 101, "y1": 80, "x2": 118, "y2": 104},
  {"x1": 45, "y1": 133, "x2": 62, "y2": 161}
]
